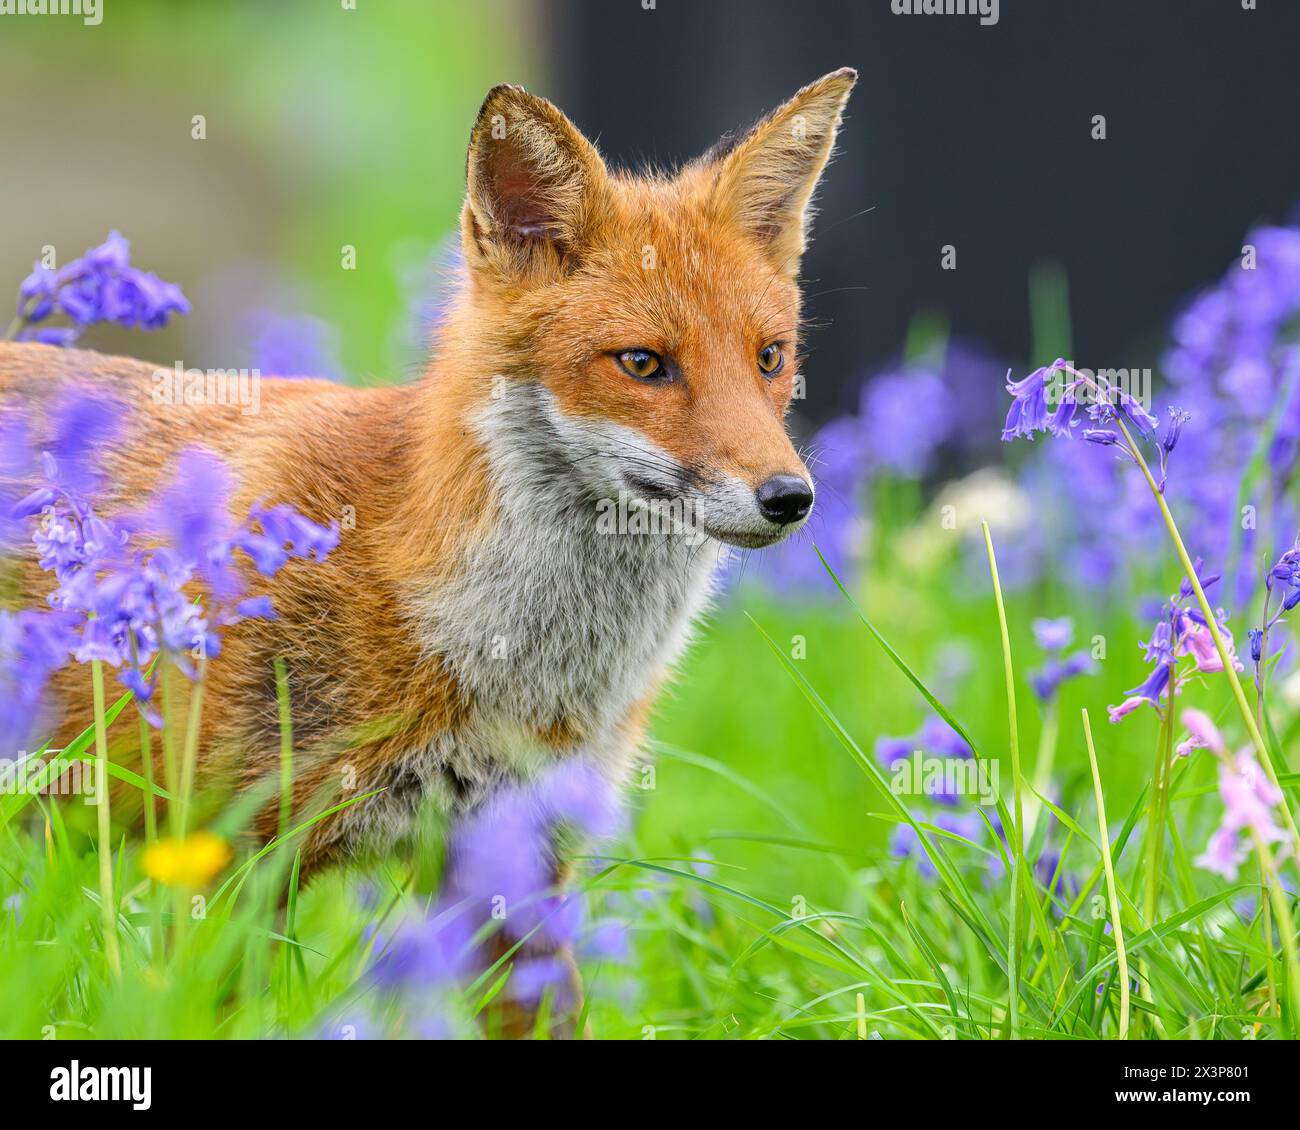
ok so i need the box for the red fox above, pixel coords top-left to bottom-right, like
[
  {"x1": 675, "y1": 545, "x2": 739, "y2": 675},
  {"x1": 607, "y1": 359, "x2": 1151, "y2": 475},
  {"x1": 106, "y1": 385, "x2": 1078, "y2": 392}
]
[{"x1": 1, "y1": 70, "x2": 855, "y2": 897}]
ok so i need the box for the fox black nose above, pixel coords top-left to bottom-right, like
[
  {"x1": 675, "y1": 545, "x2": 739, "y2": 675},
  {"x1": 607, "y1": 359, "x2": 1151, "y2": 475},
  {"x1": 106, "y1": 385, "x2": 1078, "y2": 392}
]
[{"x1": 756, "y1": 475, "x2": 814, "y2": 526}]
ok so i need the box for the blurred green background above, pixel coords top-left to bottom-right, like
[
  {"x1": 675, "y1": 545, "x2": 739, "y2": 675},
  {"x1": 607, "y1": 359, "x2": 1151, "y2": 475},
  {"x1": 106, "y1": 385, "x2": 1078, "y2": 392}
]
[{"x1": 0, "y1": 0, "x2": 539, "y2": 382}]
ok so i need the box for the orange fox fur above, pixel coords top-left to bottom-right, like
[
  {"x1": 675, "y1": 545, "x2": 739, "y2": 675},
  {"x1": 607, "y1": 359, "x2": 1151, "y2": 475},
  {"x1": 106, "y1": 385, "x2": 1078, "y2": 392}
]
[{"x1": 0, "y1": 71, "x2": 857, "y2": 885}]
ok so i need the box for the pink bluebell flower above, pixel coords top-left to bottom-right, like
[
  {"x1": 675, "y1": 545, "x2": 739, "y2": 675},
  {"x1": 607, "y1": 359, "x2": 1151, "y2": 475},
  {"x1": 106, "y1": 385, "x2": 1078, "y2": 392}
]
[
  {"x1": 1108, "y1": 563, "x2": 1242, "y2": 723},
  {"x1": 1176, "y1": 708, "x2": 1225, "y2": 758},
  {"x1": 1195, "y1": 749, "x2": 1288, "y2": 880}
]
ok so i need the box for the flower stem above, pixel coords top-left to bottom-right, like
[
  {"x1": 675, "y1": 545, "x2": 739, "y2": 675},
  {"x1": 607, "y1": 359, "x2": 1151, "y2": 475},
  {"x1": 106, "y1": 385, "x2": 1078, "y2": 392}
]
[
  {"x1": 983, "y1": 522, "x2": 1023, "y2": 1040},
  {"x1": 1142, "y1": 704, "x2": 1174, "y2": 927},
  {"x1": 161, "y1": 666, "x2": 180, "y2": 838},
  {"x1": 178, "y1": 657, "x2": 207, "y2": 837},
  {"x1": 1024, "y1": 701, "x2": 1057, "y2": 846},
  {"x1": 128, "y1": 635, "x2": 156, "y2": 846},
  {"x1": 91, "y1": 660, "x2": 121, "y2": 977},
  {"x1": 1260, "y1": 856, "x2": 1279, "y2": 1024},
  {"x1": 275, "y1": 658, "x2": 294, "y2": 838},
  {"x1": 1115, "y1": 417, "x2": 1300, "y2": 864},
  {"x1": 1081, "y1": 708, "x2": 1129, "y2": 1040}
]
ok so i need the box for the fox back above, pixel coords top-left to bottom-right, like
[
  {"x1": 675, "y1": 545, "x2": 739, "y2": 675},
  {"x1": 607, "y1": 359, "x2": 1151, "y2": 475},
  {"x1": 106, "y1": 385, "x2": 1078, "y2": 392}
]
[{"x1": 0, "y1": 69, "x2": 857, "y2": 872}]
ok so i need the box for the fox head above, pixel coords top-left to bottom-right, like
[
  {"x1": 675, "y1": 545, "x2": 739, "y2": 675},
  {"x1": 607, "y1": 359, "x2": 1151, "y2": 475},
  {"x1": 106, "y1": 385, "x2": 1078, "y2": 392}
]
[{"x1": 452, "y1": 68, "x2": 856, "y2": 548}]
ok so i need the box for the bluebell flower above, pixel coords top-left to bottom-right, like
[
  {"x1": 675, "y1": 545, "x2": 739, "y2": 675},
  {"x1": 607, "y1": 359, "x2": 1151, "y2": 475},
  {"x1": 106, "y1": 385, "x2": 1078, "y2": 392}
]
[
  {"x1": 1161, "y1": 407, "x2": 1191, "y2": 453},
  {"x1": 1081, "y1": 428, "x2": 1121, "y2": 447},
  {"x1": 4, "y1": 394, "x2": 340, "y2": 726},
  {"x1": 875, "y1": 715, "x2": 970, "y2": 771},
  {"x1": 248, "y1": 312, "x2": 343, "y2": 381},
  {"x1": 580, "y1": 920, "x2": 631, "y2": 963},
  {"x1": 1002, "y1": 361, "x2": 1076, "y2": 441},
  {"x1": 1028, "y1": 617, "x2": 1095, "y2": 702},
  {"x1": 1248, "y1": 628, "x2": 1264, "y2": 665},
  {"x1": 369, "y1": 759, "x2": 623, "y2": 999},
  {"x1": 1030, "y1": 651, "x2": 1095, "y2": 703},
  {"x1": 1109, "y1": 562, "x2": 1243, "y2": 722},
  {"x1": 233, "y1": 502, "x2": 341, "y2": 576},
  {"x1": 1250, "y1": 535, "x2": 1300, "y2": 680},
  {"x1": 1086, "y1": 388, "x2": 1160, "y2": 436},
  {"x1": 0, "y1": 608, "x2": 80, "y2": 756},
  {"x1": 10, "y1": 231, "x2": 189, "y2": 346},
  {"x1": 861, "y1": 367, "x2": 952, "y2": 477},
  {"x1": 916, "y1": 715, "x2": 973, "y2": 760},
  {"x1": 508, "y1": 956, "x2": 575, "y2": 1007},
  {"x1": 874, "y1": 735, "x2": 914, "y2": 769},
  {"x1": 1031, "y1": 617, "x2": 1073, "y2": 652},
  {"x1": 890, "y1": 811, "x2": 983, "y2": 879}
]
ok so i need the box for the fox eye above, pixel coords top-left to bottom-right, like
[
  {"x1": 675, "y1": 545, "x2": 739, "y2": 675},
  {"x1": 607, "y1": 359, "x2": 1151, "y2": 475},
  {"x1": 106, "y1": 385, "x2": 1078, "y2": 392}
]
[
  {"x1": 616, "y1": 349, "x2": 665, "y2": 381},
  {"x1": 758, "y1": 343, "x2": 784, "y2": 376}
]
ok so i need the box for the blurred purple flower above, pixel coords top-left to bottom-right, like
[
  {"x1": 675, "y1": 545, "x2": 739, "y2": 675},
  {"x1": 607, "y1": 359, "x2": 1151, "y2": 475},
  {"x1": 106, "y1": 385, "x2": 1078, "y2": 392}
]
[
  {"x1": 1028, "y1": 615, "x2": 1095, "y2": 702},
  {"x1": 368, "y1": 759, "x2": 623, "y2": 998},
  {"x1": 1030, "y1": 651, "x2": 1095, "y2": 704},
  {"x1": 890, "y1": 811, "x2": 983, "y2": 878},
  {"x1": 11, "y1": 231, "x2": 189, "y2": 345},
  {"x1": 861, "y1": 367, "x2": 952, "y2": 477},
  {"x1": 249, "y1": 312, "x2": 342, "y2": 381},
  {"x1": 0, "y1": 608, "x2": 80, "y2": 756},
  {"x1": 1251, "y1": 534, "x2": 1300, "y2": 687},
  {"x1": 1195, "y1": 749, "x2": 1287, "y2": 881},
  {"x1": 1031, "y1": 617, "x2": 1074, "y2": 652},
  {"x1": 508, "y1": 956, "x2": 575, "y2": 1007},
  {"x1": 580, "y1": 920, "x2": 631, "y2": 963},
  {"x1": 232, "y1": 501, "x2": 340, "y2": 575},
  {"x1": 3, "y1": 394, "x2": 339, "y2": 731},
  {"x1": 874, "y1": 734, "x2": 914, "y2": 770},
  {"x1": 1176, "y1": 708, "x2": 1225, "y2": 758}
]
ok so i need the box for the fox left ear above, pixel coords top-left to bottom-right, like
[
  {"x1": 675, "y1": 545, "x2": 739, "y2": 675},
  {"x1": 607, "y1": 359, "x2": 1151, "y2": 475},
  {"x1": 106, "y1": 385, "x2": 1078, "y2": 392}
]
[
  {"x1": 462, "y1": 84, "x2": 609, "y2": 277},
  {"x1": 708, "y1": 68, "x2": 857, "y2": 273}
]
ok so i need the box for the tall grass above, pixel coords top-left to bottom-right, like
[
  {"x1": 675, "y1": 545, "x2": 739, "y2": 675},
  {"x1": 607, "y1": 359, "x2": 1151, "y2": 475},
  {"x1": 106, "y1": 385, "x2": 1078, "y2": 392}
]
[{"x1": 0, "y1": 477, "x2": 1295, "y2": 1039}]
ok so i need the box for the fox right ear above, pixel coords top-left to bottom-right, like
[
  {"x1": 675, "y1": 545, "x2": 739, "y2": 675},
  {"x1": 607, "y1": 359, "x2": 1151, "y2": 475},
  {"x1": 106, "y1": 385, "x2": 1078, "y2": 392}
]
[
  {"x1": 707, "y1": 68, "x2": 857, "y2": 275},
  {"x1": 462, "y1": 85, "x2": 608, "y2": 276}
]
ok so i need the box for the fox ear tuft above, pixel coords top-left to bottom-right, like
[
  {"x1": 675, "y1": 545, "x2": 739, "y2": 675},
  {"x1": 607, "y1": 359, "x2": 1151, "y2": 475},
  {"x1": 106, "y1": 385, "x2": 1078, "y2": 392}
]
[
  {"x1": 462, "y1": 84, "x2": 608, "y2": 274},
  {"x1": 708, "y1": 68, "x2": 857, "y2": 273}
]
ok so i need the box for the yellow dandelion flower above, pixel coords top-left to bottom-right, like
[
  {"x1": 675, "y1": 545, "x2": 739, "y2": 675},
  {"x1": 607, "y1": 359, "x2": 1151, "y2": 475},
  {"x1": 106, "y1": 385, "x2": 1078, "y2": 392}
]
[{"x1": 141, "y1": 831, "x2": 232, "y2": 888}]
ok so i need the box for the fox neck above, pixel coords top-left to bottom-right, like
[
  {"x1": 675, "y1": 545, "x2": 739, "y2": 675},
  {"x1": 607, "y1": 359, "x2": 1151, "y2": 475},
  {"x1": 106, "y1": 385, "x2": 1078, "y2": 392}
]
[{"x1": 399, "y1": 354, "x2": 725, "y2": 761}]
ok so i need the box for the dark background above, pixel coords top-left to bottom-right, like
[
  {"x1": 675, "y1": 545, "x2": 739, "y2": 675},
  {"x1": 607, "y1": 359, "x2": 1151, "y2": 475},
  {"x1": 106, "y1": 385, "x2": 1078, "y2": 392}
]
[
  {"x1": 1, "y1": 0, "x2": 1296, "y2": 431},
  {"x1": 549, "y1": 0, "x2": 1300, "y2": 423}
]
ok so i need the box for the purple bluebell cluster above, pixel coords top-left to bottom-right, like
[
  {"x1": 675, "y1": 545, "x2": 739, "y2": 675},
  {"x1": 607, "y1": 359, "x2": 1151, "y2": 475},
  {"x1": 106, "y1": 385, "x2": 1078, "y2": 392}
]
[
  {"x1": 10, "y1": 231, "x2": 190, "y2": 347},
  {"x1": 1107, "y1": 563, "x2": 1244, "y2": 724},
  {"x1": 1002, "y1": 358, "x2": 1177, "y2": 471},
  {"x1": 248, "y1": 312, "x2": 343, "y2": 381},
  {"x1": 1250, "y1": 535, "x2": 1300, "y2": 684},
  {"x1": 875, "y1": 713, "x2": 973, "y2": 806},
  {"x1": 368, "y1": 760, "x2": 626, "y2": 1011},
  {"x1": 0, "y1": 389, "x2": 340, "y2": 752},
  {"x1": 746, "y1": 215, "x2": 1299, "y2": 601},
  {"x1": 1027, "y1": 617, "x2": 1096, "y2": 703},
  {"x1": 1163, "y1": 223, "x2": 1300, "y2": 600},
  {"x1": 749, "y1": 341, "x2": 1007, "y2": 594},
  {"x1": 879, "y1": 709, "x2": 990, "y2": 876},
  {"x1": 889, "y1": 811, "x2": 982, "y2": 879}
]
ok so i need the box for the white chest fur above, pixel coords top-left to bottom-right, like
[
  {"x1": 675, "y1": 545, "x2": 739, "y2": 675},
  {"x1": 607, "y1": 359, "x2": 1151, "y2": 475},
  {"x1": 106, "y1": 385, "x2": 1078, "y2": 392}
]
[{"x1": 407, "y1": 383, "x2": 723, "y2": 787}]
